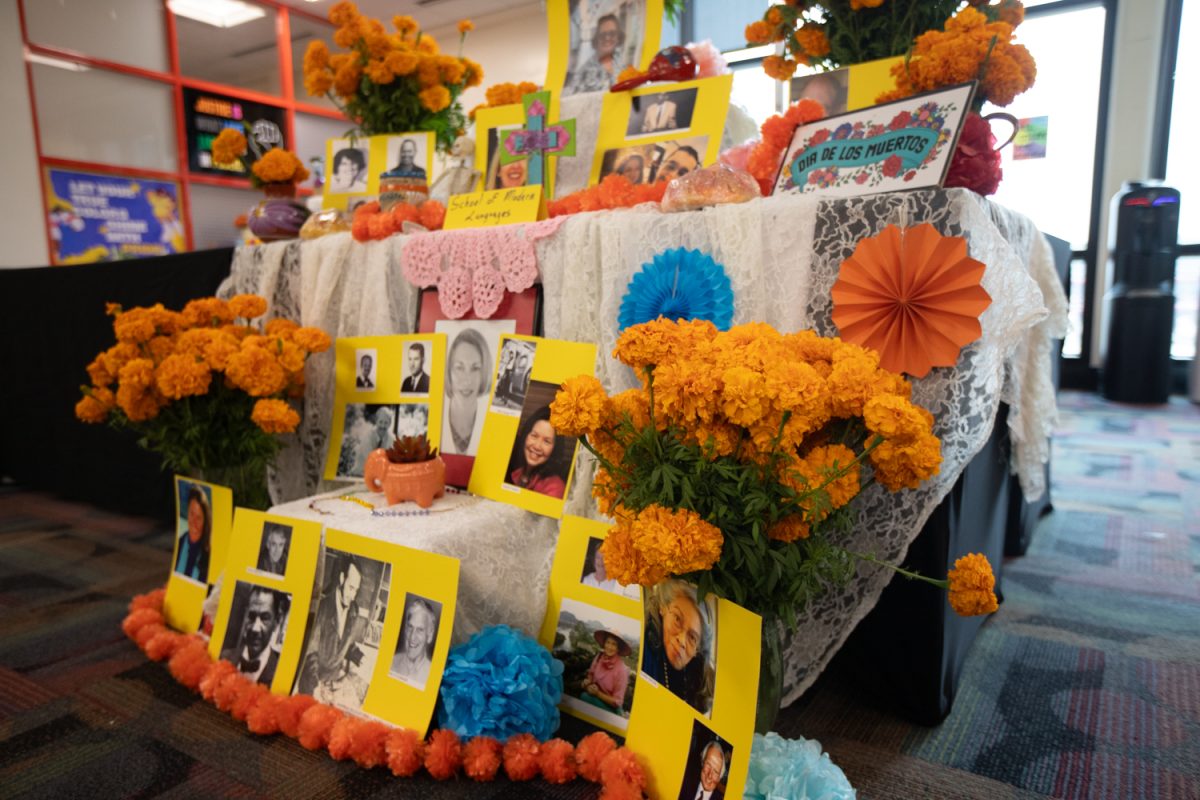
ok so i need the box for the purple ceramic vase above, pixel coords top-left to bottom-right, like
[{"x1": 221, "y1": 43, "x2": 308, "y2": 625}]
[{"x1": 248, "y1": 195, "x2": 311, "y2": 242}]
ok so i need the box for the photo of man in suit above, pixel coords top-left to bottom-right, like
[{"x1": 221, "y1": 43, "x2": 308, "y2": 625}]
[
  {"x1": 296, "y1": 556, "x2": 368, "y2": 695},
  {"x1": 219, "y1": 582, "x2": 289, "y2": 687},
  {"x1": 401, "y1": 342, "x2": 430, "y2": 394},
  {"x1": 380, "y1": 138, "x2": 427, "y2": 181},
  {"x1": 356, "y1": 351, "x2": 376, "y2": 390},
  {"x1": 255, "y1": 522, "x2": 291, "y2": 577},
  {"x1": 641, "y1": 92, "x2": 678, "y2": 133},
  {"x1": 677, "y1": 737, "x2": 728, "y2": 800}
]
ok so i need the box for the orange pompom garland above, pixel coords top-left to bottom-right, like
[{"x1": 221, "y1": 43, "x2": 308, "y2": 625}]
[{"x1": 121, "y1": 589, "x2": 658, "y2": 793}]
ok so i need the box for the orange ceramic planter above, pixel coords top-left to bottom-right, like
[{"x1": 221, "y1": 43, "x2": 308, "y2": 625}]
[{"x1": 363, "y1": 449, "x2": 446, "y2": 509}]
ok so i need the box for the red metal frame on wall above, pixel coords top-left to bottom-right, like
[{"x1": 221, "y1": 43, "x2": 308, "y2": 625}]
[{"x1": 18, "y1": 0, "x2": 345, "y2": 264}]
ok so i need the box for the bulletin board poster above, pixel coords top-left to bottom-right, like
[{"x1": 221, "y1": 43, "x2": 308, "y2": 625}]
[
  {"x1": 183, "y1": 87, "x2": 286, "y2": 176},
  {"x1": 44, "y1": 168, "x2": 186, "y2": 266}
]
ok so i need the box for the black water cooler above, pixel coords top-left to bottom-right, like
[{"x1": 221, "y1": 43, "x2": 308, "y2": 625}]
[{"x1": 1102, "y1": 181, "x2": 1180, "y2": 403}]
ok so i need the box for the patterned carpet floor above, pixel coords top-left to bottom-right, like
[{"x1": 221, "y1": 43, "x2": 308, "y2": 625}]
[{"x1": 1, "y1": 390, "x2": 1198, "y2": 799}]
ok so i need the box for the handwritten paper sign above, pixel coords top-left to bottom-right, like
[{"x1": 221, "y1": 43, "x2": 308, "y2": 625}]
[{"x1": 443, "y1": 186, "x2": 545, "y2": 230}]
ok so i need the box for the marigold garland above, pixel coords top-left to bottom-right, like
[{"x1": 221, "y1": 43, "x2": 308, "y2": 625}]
[
  {"x1": 349, "y1": 198, "x2": 447, "y2": 242},
  {"x1": 732, "y1": 98, "x2": 827, "y2": 196},
  {"x1": 122, "y1": 588, "x2": 652, "y2": 792},
  {"x1": 547, "y1": 174, "x2": 670, "y2": 218}
]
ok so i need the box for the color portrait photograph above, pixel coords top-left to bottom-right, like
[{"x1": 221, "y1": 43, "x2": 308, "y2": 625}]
[
  {"x1": 676, "y1": 718, "x2": 733, "y2": 800},
  {"x1": 597, "y1": 135, "x2": 707, "y2": 185},
  {"x1": 640, "y1": 578, "x2": 717, "y2": 716},
  {"x1": 173, "y1": 479, "x2": 214, "y2": 583},
  {"x1": 552, "y1": 597, "x2": 641, "y2": 732},
  {"x1": 580, "y1": 535, "x2": 641, "y2": 600},
  {"x1": 561, "y1": 0, "x2": 649, "y2": 97},
  {"x1": 503, "y1": 380, "x2": 577, "y2": 500}
]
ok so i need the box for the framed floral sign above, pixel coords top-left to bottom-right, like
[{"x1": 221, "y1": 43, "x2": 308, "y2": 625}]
[{"x1": 773, "y1": 82, "x2": 976, "y2": 198}]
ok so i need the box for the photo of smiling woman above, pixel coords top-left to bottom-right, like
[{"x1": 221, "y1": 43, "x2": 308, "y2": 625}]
[
  {"x1": 641, "y1": 578, "x2": 717, "y2": 716},
  {"x1": 174, "y1": 481, "x2": 213, "y2": 582},
  {"x1": 503, "y1": 380, "x2": 578, "y2": 500}
]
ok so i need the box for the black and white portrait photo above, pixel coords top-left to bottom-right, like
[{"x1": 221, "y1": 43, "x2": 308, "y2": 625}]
[
  {"x1": 388, "y1": 593, "x2": 442, "y2": 690},
  {"x1": 394, "y1": 403, "x2": 430, "y2": 440},
  {"x1": 295, "y1": 552, "x2": 389, "y2": 714},
  {"x1": 355, "y1": 348, "x2": 377, "y2": 391},
  {"x1": 491, "y1": 338, "x2": 537, "y2": 413},
  {"x1": 436, "y1": 319, "x2": 515, "y2": 457},
  {"x1": 219, "y1": 581, "x2": 291, "y2": 687},
  {"x1": 337, "y1": 403, "x2": 398, "y2": 478},
  {"x1": 329, "y1": 139, "x2": 369, "y2": 194},
  {"x1": 400, "y1": 341, "x2": 431, "y2": 395},
  {"x1": 627, "y1": 87, "x2": 698, "y2": 137},
  {"x1": 255, "y1": 521, "x2": 292, "y2": 577}
]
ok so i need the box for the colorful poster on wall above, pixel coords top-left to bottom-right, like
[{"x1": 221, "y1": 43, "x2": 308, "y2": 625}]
[
  {"x1": 206, "y1": 509, "x2": 323, "y2": 694},
  {"x1": 773, "y1": 82, "x2": 975, "y2": 198},
  {"x1": 545, "y1": 0, "x2": 664, "y2": 98},
  {"x1": 183, "y1": 87, "x2": 287, "y2": 176},
  {"x1": 468, "y1": 335, "x2": 597, "y2": 519},
  {"x1": 324, "y1": 334, "x2": 448, "y2": 482},
  {"x1": 1014, "y1": 116, "x2": 1048, "y2": 160},
  {"x1": 589, "y1": 75, "x2": 734, "y2": 187},
  {"x1": 44, "y1": 168, "x2": 186, "y2": 265}
]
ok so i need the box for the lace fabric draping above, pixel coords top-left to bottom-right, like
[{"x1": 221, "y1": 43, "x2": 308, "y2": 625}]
[{"x1": 219, "y1": 187, "x2": 1067, "y2": 703}]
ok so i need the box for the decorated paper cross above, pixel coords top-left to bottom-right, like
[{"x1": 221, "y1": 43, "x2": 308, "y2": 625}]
[{"x1": 499, "y1": 90, "x2": 576, "y2": 198}]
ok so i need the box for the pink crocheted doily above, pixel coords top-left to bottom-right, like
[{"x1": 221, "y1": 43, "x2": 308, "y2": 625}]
[{"x1": 400, "y1": 218, "x2": 566, "y2": 318}]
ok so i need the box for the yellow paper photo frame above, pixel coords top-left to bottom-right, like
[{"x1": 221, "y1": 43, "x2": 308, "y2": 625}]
[
  {"x1": 539, "y1": 515, "x2": 643, "y2": 735},
  {"x1": 625, "y1": 581, "x2": 761, "y2": 800},
  {"x1": 292, "y1": 528, "x2": 459, "y2": 735},
  {"x1": 163, "y1": 475, "x2": 234, "y2": 634},
  {"x1": 468, "y1": 335, "x2": 598, "y2": 518},
  {"x1": 206, "y1": 508, "x2": 323, "y2": 695},
  {"x1": 324, "y1": 334, "x2": 447, "y2": 481},
  {"x1": 788, "y1": 56, "x2": 905, "y2": 116},
  {"x1": 545, "y1": 0, "x2": 664, "y2": 98},
  {"x1": 323, "y1": 131, "x2": 436, "y2": 212},
  {"x1": 589, "y1": 74, "x2": 733, "y2": 186}
]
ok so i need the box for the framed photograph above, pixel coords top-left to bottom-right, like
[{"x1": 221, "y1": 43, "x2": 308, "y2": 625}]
[
  {"x1": 627, "y1": 87, "x2": 698, "y2": 138},
  {"x1": 772, "y1": 82, "x2": 976, "y2": 197},
  {"x1": 418, "y1": 286, "x2": 541, "y2": 487},
  {"x1": 546, "y1": 0, "x2": 665, "y2": 98}
]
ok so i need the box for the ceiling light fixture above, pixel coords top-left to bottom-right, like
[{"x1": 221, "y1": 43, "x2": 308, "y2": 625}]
[{"x1": 167, "y1": 0, "x2": 266, "y2": 28}]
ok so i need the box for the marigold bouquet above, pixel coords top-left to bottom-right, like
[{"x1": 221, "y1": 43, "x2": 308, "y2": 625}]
[
  {"x1": 550, "y1": 318, "x2": 997, "y2": 626},
  {"x1": 302, "y1": 2, "x2": 482, "y2": 152},
  {"x1": 877, "y1": 2, "x2": 1036, "y2": 108},
  {"x1": 210, "y1": 130, "x2": 310, "y2": 194},
  {"x1": 745, "y1": 0, "x2": 960, "y2": 80},
  {"x1": 75, "y1": 295, "x2": 331, "y2": 509}
]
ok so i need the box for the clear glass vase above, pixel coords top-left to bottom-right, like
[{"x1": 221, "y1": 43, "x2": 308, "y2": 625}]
[{"x1": 755, "y1": 613, "x2": 784, "y2": 734}]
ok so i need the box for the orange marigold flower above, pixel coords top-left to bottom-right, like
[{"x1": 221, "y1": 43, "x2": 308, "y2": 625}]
[
  {"x1": 462, "y1": 57, "x2": 484, "y2": 88},
  {"x1": 75, "y1": 387, "x2": 115, "y2": 423},
  {"x1": 292, "y1": 326, "x2": 331, "y2": 353},
  {"x1": 115, "y1": 382, "x2": 163, "y2": 422},
  {"x1": 627, "y1": 504, "x2": 724, "y2": 576},
  {"x1": 226, "y1": 347, "x2": 288, "y2": 397},
  {"x1": 850, "y1": 0, "x2": 885, "y2": 9},
  {"x1": 385, "y1": 50, "x2": 419, "y2": 77},
  {"x1": 438, "y1": 55, "x2": 466, "y2": 85},
  {"x1": 113, "y1": 308, "x2": 157, "y2": 344},
  {"x1": 211, "y1": 128, "x2": 247, "y2": 165},
  {"x1": 86, "y1": 355, "x2": 116, "y2": 387},
  {"x1": 203, "y1": 332, "x2": 240, "y2": 371},
  {"x1": 364, "y1": 59, "x2": 395, "y2": 85},
  {"x1": 869, "y1": 432, "x2": 942, "y2": 491},
  {"x1": 802, "y1": 443, "x2": 861, "y2": 509},
  {"x1": 419, "y1": 84, "x2": 451, "y2": 113},
  {"x1": 276, "y1": 339, "x2": 306, "y2": 373},
  {"x1": 762, "y1": 55, "x2": 797, "y2": 80},
  {"x1": 252, "y1": 148, "x2": 309, "y2": 185},
  {"x1": 613, "y1": 318, "x2": 685, "y2": 372},
  {"x1": 765, "y1": 7, "x2": 784, "y2": 25},
  {"x1": 863, "y1": 394, "x2": 932, "y2": 445},
  {"x1": 745, "y1": 20, "x2": 773, "y2": 45},
  {"x1": 601, "y1": 517, "x2": 669, "y2": 587},
  {"x1": 99, "y1": 342, "x2": 140, "y2": 378},
  {"x1": 329, "y1": 1, "x2": 359, "y2": 27},
  {"x1": 767, "y1": 514, "x2": 810, "y2": 542},
  {"x1": 251, "y1": 398, "x2": 301, "y2": 434},
  {"x1": 305, "y1": 69, "x2": 334, "y2": 97},
  {"x1": 392, "y1": 14, "x2": 418, "y2": 36},
  {"x1": 228, "y1": 294, "x2": 267, "y2": 320},
  {"x1": 720, "y1": 366, "x2": 770, "y2": 427},
  {"x1": 794, "y1": 25, "x2": 830, "y2": 58},
  {"x1": 550, "y1": 375, "x2": 610, "y2": 437},
  {"x1": 118, "y1": 358, "x2": 156, "y2": 391},
  {"x1": 181, "y1": 297, "x2": 234, "y2": 328},
  {"x1": 333, "y1": 59, "x2": 363, "y2": 98},
  {"x1": 947, "y1": 552, "x2": 999, "y2": 616},
  {"x1": 156, "y1": 354, "x2": 212, "y2": 399},
  {"x1": 457, "y1": 19, "x2": 474, "y2": 34}
]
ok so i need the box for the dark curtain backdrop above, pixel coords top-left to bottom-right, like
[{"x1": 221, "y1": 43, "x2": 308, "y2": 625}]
[{"x1": 0, "y1": 249, "x2": 234, "y2": 521}]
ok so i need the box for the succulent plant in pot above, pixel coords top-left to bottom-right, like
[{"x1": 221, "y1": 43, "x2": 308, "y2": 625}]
[{"x1": 364, "y1": 433, "x2": 446, "y2": 508}]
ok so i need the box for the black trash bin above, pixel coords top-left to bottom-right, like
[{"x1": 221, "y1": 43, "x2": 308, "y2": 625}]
[{"x1": 1102, "y1": 181, "x2": 1180, "y2": 403}]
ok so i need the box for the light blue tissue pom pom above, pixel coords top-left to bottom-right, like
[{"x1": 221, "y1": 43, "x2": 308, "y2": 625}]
[
  {"x1": 618, "y1": 247, "x2": 734, "y2": 333},
  {"x1": 743, "y1": 732, "x2": 856, "y2": 800}
]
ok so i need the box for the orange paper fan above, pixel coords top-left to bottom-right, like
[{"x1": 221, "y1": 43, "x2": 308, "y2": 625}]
[{"x1": 831, "y1": 223, "x2": 991, "y2": 378}]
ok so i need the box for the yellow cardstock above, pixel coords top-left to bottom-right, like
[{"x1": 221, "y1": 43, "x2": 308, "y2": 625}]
[
  {"x1": 787, "y1": 57, "x2": 904, "y2": 117},
  {"x1": 589, "y1": 74, "x2": 734, "y2": 186},
  {"x1": 322, "y1": 131, "x2": 436, "y2": 212},
  {"x1": 468, "y1": 334, "x2": 598, "y2": 519},
  {"x1": 625, "y1": 581, "x2": 761, "y2": 800},
  {"x1": 206, "y1": 508, "x2": 323, "y2": 694},
  {"x1": 539, "y1": 516, "x2": 643, "y2": 735},
  {"x1": 164, "y1": 475, "x2": 234, "y2": 634},
  {"x1": 443, "y1": 185, "x2": 546, "y2": 230},
  {"x1": 293, "y1": 528, "x2": 459, "y2": 736},
  {"x1": 324, "y1": 334, "x2": 447, "y2": 481},
  {"x1": 474, "y1": 103, "x2": 530, "y2": 194},
  {"x1": 847, "y1": 56, "x2": 904, "y2": 111},
  {"x1": 545, "y1": 0, "x2": 664, "y2": 98}
]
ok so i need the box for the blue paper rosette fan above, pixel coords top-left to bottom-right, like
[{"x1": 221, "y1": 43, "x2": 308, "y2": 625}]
[{"x1": 617, "y1": 247, "x2": 734, "y2": 333}]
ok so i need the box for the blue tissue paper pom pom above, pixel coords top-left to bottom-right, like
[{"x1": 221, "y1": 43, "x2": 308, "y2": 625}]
[
  {"x1": 436, "y1": 624, "x2": 564, "y2": 742},
  {"x1": 618, "y1": 247, "x2": 734, "y2": 333},
  {"x1": 743, "y1": 732, "x2": 856, "y2": 800}
]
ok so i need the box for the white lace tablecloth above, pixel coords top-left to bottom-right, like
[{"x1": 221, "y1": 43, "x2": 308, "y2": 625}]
[{"x1": 220, "y1": 187, "x2": 1068, "y2": 704}]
